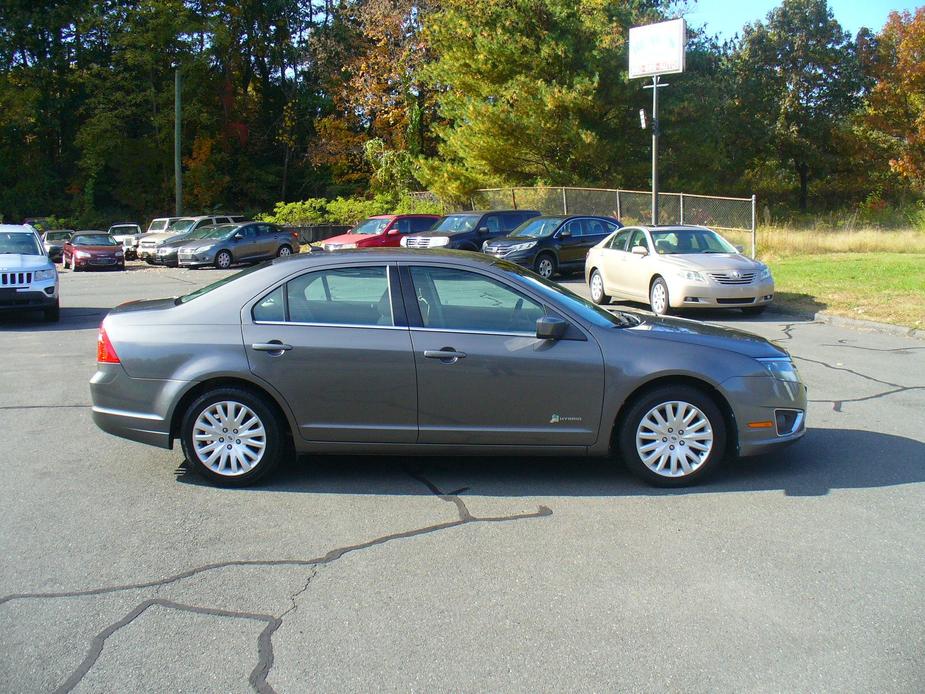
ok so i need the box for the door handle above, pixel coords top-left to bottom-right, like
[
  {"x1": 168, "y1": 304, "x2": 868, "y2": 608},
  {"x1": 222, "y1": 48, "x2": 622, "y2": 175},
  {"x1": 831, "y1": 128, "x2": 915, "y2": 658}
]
[
  {"x1": 251, "y1": 341, "x2": 293, "y2": 354},
  {"x1": 424, "y1": 349, "x2": 467, "y2": 363}
]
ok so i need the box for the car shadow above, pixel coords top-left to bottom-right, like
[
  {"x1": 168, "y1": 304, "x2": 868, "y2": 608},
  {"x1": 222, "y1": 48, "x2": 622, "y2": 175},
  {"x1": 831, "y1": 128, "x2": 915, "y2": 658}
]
[
  {"x1": 0, "y1": 306, "x2": 108, "y2": 331},
  {"x1": 604, "y1": 295, "x2": 827, "y2": 324},
  {"x1": 174, "y1": 427, "x2": 924, "y2": 498}
]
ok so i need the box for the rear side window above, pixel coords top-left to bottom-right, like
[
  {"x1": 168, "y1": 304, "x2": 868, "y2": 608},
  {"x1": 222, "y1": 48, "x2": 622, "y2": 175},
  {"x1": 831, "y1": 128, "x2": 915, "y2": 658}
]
[
  {"x1": 584, "y1": 219, "x2": 612, "y2": 237},
  {"x1": 253, "y1": 286, "x2": 285, "y2": 322},
  {"x1": 394, "y1": 219, "x2": 412, "y2": 234},
  {"x1": 285, "y1": 266, "x2": 392, "y2": 326}
]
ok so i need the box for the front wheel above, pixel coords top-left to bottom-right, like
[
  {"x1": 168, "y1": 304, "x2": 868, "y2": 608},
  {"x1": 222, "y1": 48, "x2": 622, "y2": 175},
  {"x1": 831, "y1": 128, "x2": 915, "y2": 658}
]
[
  {"x1": 589, "y1": 269, "x2": 611, "y2": 305},
  {"x1": 180, "y1": 387, "x2": 284, "y2": 486},
  {"x1": 44, "y1": 301, "x2": 60, "y2": 322},
  {"x1": 276, "y1": 245, "x2": 292, "y2": 258},
  {"x1": 534, "y1": 253, "x2": 557, "y2": 280},
  {"x1": 649, "y1": 277, "x2": 671, "y2": 315},
  {"x1": 619, "y1": 385, "x2": 726, "y2": 487},
  {"x1": 214, "y1": 250, "x2": 233, "y2": 269}
]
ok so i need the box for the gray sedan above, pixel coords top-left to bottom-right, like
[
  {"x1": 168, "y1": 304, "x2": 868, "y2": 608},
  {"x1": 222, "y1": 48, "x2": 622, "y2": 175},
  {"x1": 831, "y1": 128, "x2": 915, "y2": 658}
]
[
  {"x1": 90, "y1": 250, "x2": 806, "y2": 487},
  {"x1": 176, "y1": 222, "x2": 299, "y2": 269}
]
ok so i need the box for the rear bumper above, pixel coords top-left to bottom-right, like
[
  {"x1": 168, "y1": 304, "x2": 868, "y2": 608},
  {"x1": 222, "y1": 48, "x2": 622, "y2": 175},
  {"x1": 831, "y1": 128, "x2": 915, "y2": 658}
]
[
  {"x1": 90, "y1": 363, "x2": 190, "y2": 449},
  {"x1": 721, "y1": 375, "x2": 808, "y2": 457}
]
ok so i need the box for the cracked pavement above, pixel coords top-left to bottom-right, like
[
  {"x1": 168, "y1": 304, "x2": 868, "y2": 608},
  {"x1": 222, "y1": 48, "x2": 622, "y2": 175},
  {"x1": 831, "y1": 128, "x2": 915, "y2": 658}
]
[{"x1": 1, "y1": 269, "x2": 923, "y2": 692}]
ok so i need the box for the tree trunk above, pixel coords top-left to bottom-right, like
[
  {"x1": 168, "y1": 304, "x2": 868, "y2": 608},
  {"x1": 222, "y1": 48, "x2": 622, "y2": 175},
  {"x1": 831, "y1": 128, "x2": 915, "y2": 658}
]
[{"x1": 796, "y1": 161, "x2": 809, "y2": 212}]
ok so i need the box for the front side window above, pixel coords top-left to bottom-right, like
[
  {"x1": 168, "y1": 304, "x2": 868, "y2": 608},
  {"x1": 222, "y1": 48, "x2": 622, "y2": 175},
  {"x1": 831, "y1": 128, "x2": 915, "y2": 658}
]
[
  {"x1": 409, "y1": 266, "x2": 545, "y2": 334},
  {"x1": 286, "y1": 266, "x2": 392, "y2": 326},
  {"x1": 628, "y1": 229, "x2": 649, "y2": 251},
  {"x1": 410, "y1": 217, "x2": 436, "y2": 233},
  {"x1": 608, "y1": 228, "x2": 632, "y2": 251},
  {"x1": 562, "y1": 220, "x2": 584, "y2": 237},
  {"x1": 352, "y1": 218, "x2": 391, "y2": 235},
  {"x1": 482, "y1": 215, "x2": 501, "y2": 233}
]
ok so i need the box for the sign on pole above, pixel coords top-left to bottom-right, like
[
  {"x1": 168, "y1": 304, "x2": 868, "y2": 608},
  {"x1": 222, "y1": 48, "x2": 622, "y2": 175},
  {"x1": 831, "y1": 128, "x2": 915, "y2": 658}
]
[{"x1": 629, "y1": 18, "x2": 686, "y2": 80}]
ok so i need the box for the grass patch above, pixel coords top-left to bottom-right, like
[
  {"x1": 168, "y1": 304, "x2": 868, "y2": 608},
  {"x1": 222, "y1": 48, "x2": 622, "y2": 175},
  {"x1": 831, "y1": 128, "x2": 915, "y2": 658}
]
[
  {"x1": 767, "y1": 253, "x2": 925, "y2": 329},
  {"x1": 720, "y1": 227, "x2": 925, "y2": 258}
]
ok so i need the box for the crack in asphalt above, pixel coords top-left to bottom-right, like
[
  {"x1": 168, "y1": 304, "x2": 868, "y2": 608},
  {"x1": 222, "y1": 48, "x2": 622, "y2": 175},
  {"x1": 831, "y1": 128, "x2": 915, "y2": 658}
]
[
  {"x1": 0, "y1": 404, "x2": 91, "y2": 410},
  {"x1": 823, "y1": 339, "x2": 925, "y2": 354},
  {"x1": 1, "y1": 471, "x2": 552, "y2": 693}
]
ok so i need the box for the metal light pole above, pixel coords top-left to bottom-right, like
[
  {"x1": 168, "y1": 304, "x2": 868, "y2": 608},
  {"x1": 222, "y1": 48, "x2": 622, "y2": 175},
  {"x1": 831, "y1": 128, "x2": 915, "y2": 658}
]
[
  {"x1": 643, "y1": 75, "x2": 668, "y2": 225},
  {"x1": 174, "y1": 67, "x2": 183, "y2": 217}
]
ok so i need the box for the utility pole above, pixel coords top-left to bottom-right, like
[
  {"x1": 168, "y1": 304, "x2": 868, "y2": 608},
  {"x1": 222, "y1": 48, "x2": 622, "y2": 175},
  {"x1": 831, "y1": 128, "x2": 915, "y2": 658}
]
[
  {"x1": 643, "y1": 75, "x2": 668, "y2": 225},
  {"x1": 174, "y1": 67, "x2": 183, "y2": 217}
]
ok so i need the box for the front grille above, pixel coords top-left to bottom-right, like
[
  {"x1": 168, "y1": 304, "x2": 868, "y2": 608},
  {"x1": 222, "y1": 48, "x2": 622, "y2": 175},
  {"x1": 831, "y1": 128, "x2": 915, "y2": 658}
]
[
  {"x1": 709, "y1": 271, "x2": 755, "y2": 285},
  {"x1": 1, "y1": 272, "x2": 32, "y2": 286},
  {"x1": 716, "y1": 297, "x2": 755, "y2": 304},
  {"x1": 140, "y1": 241, "x2": 157, "y2": 249},
  {"x1": 403, "y1": 236, "x2": 440, "y2": 249}
]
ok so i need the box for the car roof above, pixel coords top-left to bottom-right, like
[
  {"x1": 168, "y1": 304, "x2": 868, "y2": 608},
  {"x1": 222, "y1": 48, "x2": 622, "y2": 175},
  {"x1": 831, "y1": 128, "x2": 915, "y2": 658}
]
[
  {"x1": 627, "y1": 224, "x2": 715, "y2": 232},
  {"x1": 445, "y1": 209, "x2": 538, "y2": 216},
  {"x1": 0, "y1": 224, "x2": 40, "y2": 234}
]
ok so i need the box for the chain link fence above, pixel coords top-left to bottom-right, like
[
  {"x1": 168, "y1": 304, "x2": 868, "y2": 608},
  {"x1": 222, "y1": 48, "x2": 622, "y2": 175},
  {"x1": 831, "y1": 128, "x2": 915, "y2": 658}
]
[{"x1": 467, "y1": 187, "x2": 757, "y2": 255}]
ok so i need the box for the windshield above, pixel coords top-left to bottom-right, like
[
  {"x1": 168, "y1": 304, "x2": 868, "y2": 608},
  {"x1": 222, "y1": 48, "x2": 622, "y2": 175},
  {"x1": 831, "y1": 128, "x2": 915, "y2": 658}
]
[
  {"x1": 148, "y1": 220, "x2": 168, "y2": 231},
  {"x1": 167, "y1": 219, "x2": 196, "y2": 233},
  {"x1": 497, "y1": 260, "x2": 639, "y2": 328},
  {"x1": 185, "y1": 226, "x2": 225, "y2": 240},
  {"x1": 510, "y1": 217, "x2": 564, "y2": 238},
  {"x1": 432, "y1": 215, "x2": 478, "y2": 234},
  {"x1": 110, "y1": 226, "x2": 140, "y2": 234},
  {"x1": 199, "y1": 224, "x2": 237, "y2": 240},
  {"x1": 177, "y1": 263, "x2": 267, "y2": 304},
  {"x1": 351, "y1": 218, "x2": 391, "y2": 235},
  {"x1": 45, "y1": 231, "x2": 72, "y2": 241},
  {"x1": 0, "y1": 232, "x2": 43, "y2": 255},
  {"x1": 650, "y1": 229, "x2": 738, "y2": 254},
  {"x1": 73, "y1": 234, "x2": 118, "y2": 246}
]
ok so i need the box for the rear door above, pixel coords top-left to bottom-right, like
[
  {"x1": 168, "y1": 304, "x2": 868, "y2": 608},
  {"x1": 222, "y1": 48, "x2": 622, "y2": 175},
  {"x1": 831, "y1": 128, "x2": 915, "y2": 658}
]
[
  {"x1": 243, "y1": 263, "x2": 417, "y2": 443},
  {"x1": 402, "y1": 263, "x2": 604, "y2": 446}
]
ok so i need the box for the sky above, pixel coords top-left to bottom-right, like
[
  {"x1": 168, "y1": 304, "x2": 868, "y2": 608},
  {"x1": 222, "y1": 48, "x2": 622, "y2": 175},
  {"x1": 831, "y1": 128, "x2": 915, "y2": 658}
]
[{"x1": 683, "y1": 0, "x2": 921, "y2": 39}]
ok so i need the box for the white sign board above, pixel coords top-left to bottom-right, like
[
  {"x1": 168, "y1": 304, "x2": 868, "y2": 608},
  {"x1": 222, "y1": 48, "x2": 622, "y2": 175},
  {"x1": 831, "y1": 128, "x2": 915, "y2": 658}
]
[{"x1": 629, "y1": 18, "x2": 686, "y2": 79}]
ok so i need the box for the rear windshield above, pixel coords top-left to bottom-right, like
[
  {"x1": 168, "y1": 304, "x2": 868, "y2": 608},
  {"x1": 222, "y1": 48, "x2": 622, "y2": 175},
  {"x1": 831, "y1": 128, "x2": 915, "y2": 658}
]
[{"x1": 0, "y1": 232, "x2": 43, "y2": 255}]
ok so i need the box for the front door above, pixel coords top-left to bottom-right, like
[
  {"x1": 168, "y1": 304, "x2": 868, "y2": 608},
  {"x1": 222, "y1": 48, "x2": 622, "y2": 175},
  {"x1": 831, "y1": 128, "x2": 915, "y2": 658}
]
[
  {"x1": 243, "y1": 264, "x2": 417, "y2": 443},
  {"x1": 402, "y1": 264, "x2": 604, "y2": 446}
]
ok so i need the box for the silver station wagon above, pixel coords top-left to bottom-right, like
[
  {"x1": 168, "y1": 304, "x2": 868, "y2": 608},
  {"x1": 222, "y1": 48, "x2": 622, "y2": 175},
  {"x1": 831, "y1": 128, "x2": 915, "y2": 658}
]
[{"x1": 91, "y1": 250, "x2": 806, "y2": 487}]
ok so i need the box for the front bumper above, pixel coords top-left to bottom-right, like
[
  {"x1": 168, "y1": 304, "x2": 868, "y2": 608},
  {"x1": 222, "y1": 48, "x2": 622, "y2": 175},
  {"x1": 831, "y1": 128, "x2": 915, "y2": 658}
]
[
  {"x1": 178, "y1": 249, "x2": 217, "y2": 266},
  {"x1": 721, "y1": 375, "x2": 808, "y2": 457},
  {"x1": 154, "y1": 250, "x2": 180, "y2": 266},
  {"x1": 0, "y1": 285, "x2": 58, "y2": 312},
  {"x1": 90, "y1": 363, "x2": 190, "y2": 449},
  {"x1": 668, "y1": 277, "x2": 775, "y2": 309},
  {"x1": 483, "y1": 248, "x2": 534, "y2": 266}
]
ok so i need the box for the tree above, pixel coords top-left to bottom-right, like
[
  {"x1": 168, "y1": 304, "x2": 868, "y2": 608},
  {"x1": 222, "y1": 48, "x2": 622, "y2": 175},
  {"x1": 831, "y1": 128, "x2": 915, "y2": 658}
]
[
  {"x1": 731, "y1": 0, "x2": 864, "y2": 210},
  {"x1": 865, "y1": 8, "x2": 925, "y2": 188}
]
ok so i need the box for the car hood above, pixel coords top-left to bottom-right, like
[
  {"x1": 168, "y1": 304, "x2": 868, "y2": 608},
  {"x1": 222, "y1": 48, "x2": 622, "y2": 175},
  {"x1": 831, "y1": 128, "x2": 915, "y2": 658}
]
[
  {"x1": 142, "y1": 232, "x2": 187, "y2": 244},
  {"x1": 484, "y1": 235, "x2": 543, "y2": 247},
  {"x1": 655, "y1": 253, "x2": 765, "y2": 272},
  {"x1": 406, "y1": 230, "x2": 462, "y2": 239},
  {"x1": 0, "y1": 254, "x2": 53, "y2": 270},
  {"x1": 323, "y1": 233, "x2": 378, "y2": 246},
  {"x1": 626, "y1": 313, "x2": 787, "y2": 359},
  {"x1": 166, "y1": 236, "x2": 210, "y2": 248}
]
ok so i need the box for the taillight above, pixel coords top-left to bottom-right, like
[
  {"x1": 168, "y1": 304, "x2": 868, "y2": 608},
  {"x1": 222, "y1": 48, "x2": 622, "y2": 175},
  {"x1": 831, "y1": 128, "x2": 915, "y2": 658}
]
[
  {"x1": 97, "y1": 324, "x2": 120, "y2": 363},
  {"x1": 291, "y1": 231, "x2": 299, "y2": 239}
]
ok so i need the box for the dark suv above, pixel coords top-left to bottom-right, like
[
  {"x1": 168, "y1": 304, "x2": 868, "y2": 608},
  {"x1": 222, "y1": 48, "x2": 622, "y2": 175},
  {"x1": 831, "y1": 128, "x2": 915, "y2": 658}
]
[
  {"x1": 482, "y1": 215, "x2": 621, "y2": 279},
  {"x1": 400, "y1": 210, "x2": 540, "y2": 251}
]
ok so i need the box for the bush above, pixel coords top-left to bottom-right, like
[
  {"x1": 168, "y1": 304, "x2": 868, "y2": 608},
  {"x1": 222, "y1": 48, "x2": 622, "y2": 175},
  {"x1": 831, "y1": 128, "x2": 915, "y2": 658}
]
[{"x1": 257, "y1": 191, "x2": 445, "y2": 226}]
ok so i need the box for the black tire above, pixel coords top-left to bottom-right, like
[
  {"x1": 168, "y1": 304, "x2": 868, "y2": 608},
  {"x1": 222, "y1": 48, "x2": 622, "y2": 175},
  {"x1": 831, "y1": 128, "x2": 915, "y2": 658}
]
[
  {"x1": 534, "y1": 252, "x2": 557, "y2": 279},
  {"x1": 62, "y1": 255, "x2": 69, "y2": 269},
  {"x1": 214, "y1": 250, "x2": 233, "y2": 269},
  {"x1": 589, "y1": 269, "x2": 611, "y2": 305},
  {"x1": 649, "y1": 276, "x2": 671, "y2": 315},
  {"x1": 180, "y1": 387, "x2": 284, "y2": 487},
  {"x1": 44, "y1": 301, "x2": 60, "y2": 322},
  {"x1": 276, "y1": 245, "x2": 292, "y2": 258},
  {"x1": 618, "y1": 385, "x2": 726, "y2": 487},
  {"x1": 741, "y1": 305, "x2": 767, "y2": 316}
]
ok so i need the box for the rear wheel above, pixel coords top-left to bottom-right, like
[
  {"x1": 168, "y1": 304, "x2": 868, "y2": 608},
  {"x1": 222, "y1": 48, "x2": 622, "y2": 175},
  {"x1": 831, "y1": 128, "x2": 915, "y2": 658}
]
[
  {"x1": 215, "y1": 250, "x2": 233, "y2": 269},
  {"x1": 649, "y1": 277, "x2": 671, "y2": 315},
  {"x1": 534, "y1": 253, "x2": 557, "y2": 279},
  {"x1": 619, "y1": 385, "x2": 726, "y2": 487},
  {"x1": 62, "y1": 255, "x2": 69, "y2": 269},
  {"x1": 589, "y1": 269, "x2": 611, "y2": 305},
  {"x1": 180, "y1": 387, "x2": 284, "y2": 486}
]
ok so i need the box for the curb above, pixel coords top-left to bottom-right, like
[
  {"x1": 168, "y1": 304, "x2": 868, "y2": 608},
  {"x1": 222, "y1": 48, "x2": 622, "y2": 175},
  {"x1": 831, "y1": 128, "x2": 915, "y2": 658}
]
[{"x1": 766, "y1": 306, "x2": 924, "y2": 341}]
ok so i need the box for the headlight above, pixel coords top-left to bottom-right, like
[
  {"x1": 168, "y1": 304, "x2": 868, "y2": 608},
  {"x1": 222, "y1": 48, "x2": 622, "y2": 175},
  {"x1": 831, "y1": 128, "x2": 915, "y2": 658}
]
[
  {"x1": 75, "y1": 251, "x2": 91, "y2": 258},
  {"x1": 429, "y1": 236, "x2": 450, "y2": 248},
  {"x1": 507, "y1": 241, "x2": 537, "y2": 253},
  {"x1": 34, "y1": 268, "x2": 56, "y2": 281},
  {"x1": 677, "y1": 270, "x2": 705, "y2": 282},
  {"x1": 115, "y1": 251, "x2": 124, "y2": 257},
  {"x1": 757, "y1": 358, "x2": 800, "y2": 382},
  {"x1": 757, "y1": 266, "x2": 772, "y2": 281},
  {"x1": 194, "y1": 246, "x2": 214, "y2": 253},
  {"x1": 400, "y1": 237, "x2": 409, "y2": 247}
]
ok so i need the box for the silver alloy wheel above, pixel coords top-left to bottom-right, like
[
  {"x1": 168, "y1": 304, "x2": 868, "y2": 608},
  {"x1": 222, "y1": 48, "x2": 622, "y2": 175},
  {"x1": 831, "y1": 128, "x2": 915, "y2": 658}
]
[
  {"x1": 635, "y1": 400, "x2": 713, "y2": 478},
  {"x1": 217, "y1": 251, "x2": 232, "y2": 269},
  {"x1": 591, "y1": 271, "x2": 605, "y2": 302},
  {"x1": 193, "y1": 400, "x2": 266, "y2": 476},
  {"x1": 278, "y1": 246, "x2": 291, "y2": 257},
  {"x1": 651, "y1": 281, "x2": 668, "y2": 314},
  {"x1": 537, "y1": 257, "x2": 554, "y2": 278}
]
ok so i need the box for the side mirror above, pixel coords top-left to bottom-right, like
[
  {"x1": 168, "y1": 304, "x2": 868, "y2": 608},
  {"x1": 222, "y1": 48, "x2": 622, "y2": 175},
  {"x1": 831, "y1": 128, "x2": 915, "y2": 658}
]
[
  {"x1": 387, "y1": 228, "x2": 400, "y2": 235},
  {"x1": 631, "y1": 245, "x2": 648, "y2": 256},
  {"x1": 477, "y1": 226, "x2": 490, "y2": 234},
  {"x1": 559, "y1": 228, "x2": 572, "y2": 239},
  {"x1": 734, "y1": 245, "x2": 744, "y2": 253},
  {"x1": 536, "y1": 316, "x2": 568, "y2": 341},
  {"x1": 234, "y1": 232, "x2": 244, "y2": 240}
]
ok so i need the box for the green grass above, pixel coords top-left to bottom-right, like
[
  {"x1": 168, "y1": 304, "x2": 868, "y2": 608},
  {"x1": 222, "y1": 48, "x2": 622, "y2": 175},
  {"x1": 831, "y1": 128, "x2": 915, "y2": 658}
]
[{"x1": 768, "y1": 253, "x2": 925, "y2": 329}]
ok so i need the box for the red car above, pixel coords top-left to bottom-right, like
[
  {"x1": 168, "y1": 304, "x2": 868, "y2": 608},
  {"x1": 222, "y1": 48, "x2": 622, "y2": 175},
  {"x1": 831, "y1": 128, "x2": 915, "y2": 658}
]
[
  {"x1": 62, "y1": 232, "x2": 126, "y2": 271},
  {"x1": 321, "y1": 214, "x2": 439, "y2": 251}
]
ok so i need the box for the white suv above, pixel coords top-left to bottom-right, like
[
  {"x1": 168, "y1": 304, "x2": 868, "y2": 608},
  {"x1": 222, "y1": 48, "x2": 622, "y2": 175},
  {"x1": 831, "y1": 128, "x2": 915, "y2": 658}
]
[{"x1": 0, "y1": 224, "x2": 60, "y2": 322}]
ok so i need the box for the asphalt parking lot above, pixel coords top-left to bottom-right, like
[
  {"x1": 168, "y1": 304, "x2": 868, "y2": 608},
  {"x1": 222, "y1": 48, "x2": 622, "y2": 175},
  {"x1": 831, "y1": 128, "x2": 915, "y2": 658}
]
[{"x1": 1, "y1": 262, "x2": 923, "y2": 693}]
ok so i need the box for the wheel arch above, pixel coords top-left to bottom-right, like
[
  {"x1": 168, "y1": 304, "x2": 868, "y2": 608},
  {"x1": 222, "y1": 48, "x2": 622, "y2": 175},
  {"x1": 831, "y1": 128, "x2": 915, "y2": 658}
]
[
  {"x1": 609, "y1": 374, "x2": 738, "y2": 457},
  {"x1": 169, "y1": 375, "x2": 296, "y2": 448}
]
